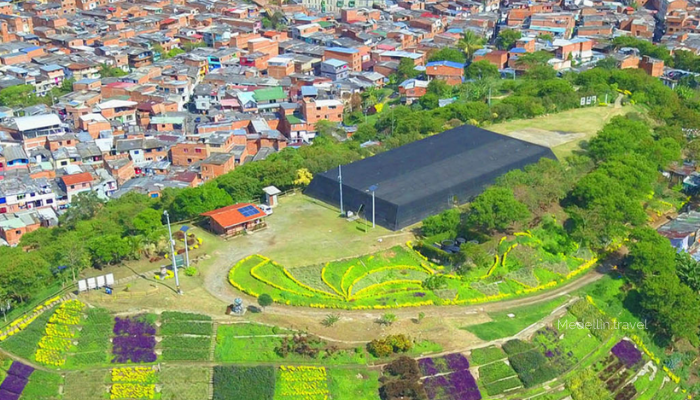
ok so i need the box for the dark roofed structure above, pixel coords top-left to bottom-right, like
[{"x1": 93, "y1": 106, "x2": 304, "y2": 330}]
[{"x1": 305, "y1": 125, "x2": 557, "y2": 230}]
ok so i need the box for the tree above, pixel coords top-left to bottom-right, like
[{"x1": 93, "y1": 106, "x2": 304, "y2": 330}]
[
  {"x1": 418, "y1": 93, "x2": 439, "y2": 109},
  {"x1": 0, "y1": 85, "x2": 40, "y2": 108},
  {"x1": 258, "y1": 293, "x2": 273, "y2": 310},
  {"x1": 496, "y1": 29, "x2": 522, "y2": 50},
  {"x1": 566, "y1": 368, "x2": 611, "y2": 400},
  {"x1": 61, "y1": 191, "x2": 105, "y2": 226},
  {"x1": 596, "y1": 57, "x2": 618, "y2": 69},
  {"x1": 396, "y1": 58, "x2": 420, "y2": 82},
  {"x1": 182, "y1": 41, "x2": 207, "y2": 51},
  {"x1": 465, "y1": 60, "x2": 499, "y2": 80},
  {"x1": 293, "y1": 168, "x2": 313, "y2": 186},
  {"x1": 352, "y1": 123, "x2": 378, "y2": 143},
  {"x1": 676, "y1": 251, "x2": 700, "y2": 292},
  {"x1": 422, "y1": 274, "x2": 448, "y2": 290},
  {"x1": 87, "y1": 234, "x2": 130, "y2": 267},
  {"x1": 458, "y1": 31, "x2": 485, "y2": 60},
  {"x1": 132, "y1": 208, "x2": 164, "y2": 238},
  {"x1": 0, "y1": 249, "x2": 50, "y2": 302},
  {"x1": 516, "y1": 51, "x2": 554, "y2": 68},
  {"x1": 467, "y1": 187, "x2": 531, "y2": 232},
  {"x1": 169, "y1": 183, "x2": 233, "y2": 220},
  {"x1": 421, "y1": 208, "x2": 460, "y2": 236},
  {"x1": 315, "y1": 120, "x2": 339, "y2": 138},
  {"x1": 427, "y1": 47, "x2": 466, "y2": 64},
  {"x1": 59, "y1": 232, "x2": 91, "y2": 282},
  {"x1": 537, "y1": 33, "x2": 554, "y2": 42},
  {"x1": 99, "y1": 63, "x2": 128, "y2": 78}
]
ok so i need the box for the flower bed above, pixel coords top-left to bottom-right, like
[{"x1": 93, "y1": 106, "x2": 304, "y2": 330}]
[
  {"x1": 0, "y1": 361, "x2": 34, "y2": 400},
  {"x1": 109, "y1": 367, "x2": 157, "y2": 399},
  {"x1": 611, "y1": 340, "x2": 642, "y2": 368},
  {"x1": 35, "y1": 300, "x2": 84, "y2": 367},
  {"x1": 70, "y1": 307, "x2": 113, "y2": 367},
  {"x1": 421, "y1": 353, "x2": 481, "y2": 400},
  {"x1": 111, "y1": 316, "x2": 157, "y2": 364},
  {"x1": 276, "y1": 366, "x2": 330, "y2": 400}
]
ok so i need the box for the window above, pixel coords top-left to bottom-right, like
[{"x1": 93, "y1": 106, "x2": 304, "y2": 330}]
[
  {"x1": 15, "y1": 230, "x2": 20, "y2": 235},
  {"x1": 134, "y1": 150, "x2": 140, "y2": 154},
  {"x1": 17, "y1": 194, "x2": 25, "y2": 200},
  {"x1": 183, "y1": 148, "x2": 189, "y2": 153},
  {"x1": 195, "y1": 148, "x2": 202, "y2": 153},
  {"x1": 30, "y1": 192, "x2": 35, "y2": 197},
  {"x1": 47, "y1": 199, "x2": 53, "y2": 204},
  {"x1": 70, "y1": 185, "x2": 75, "y2": 189},
  {"x1": 187, "y1": 158, "x2": 192, "y2": 163}
]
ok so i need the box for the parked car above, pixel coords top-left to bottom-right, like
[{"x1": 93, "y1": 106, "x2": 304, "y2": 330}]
[{"x1": 259, "y1": 204, "x2": 273, "y2": 215}]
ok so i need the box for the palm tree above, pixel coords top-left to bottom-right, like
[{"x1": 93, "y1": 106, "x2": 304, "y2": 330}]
[{"x1": 458, "y1": 31, "x2": 485, "y2": 61}]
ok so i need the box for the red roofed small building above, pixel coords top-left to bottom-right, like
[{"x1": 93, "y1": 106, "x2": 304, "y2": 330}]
[
  {"x1": 201, "y1": 203, "x2": 267, "y2": 237},
  {"x1": 60, "y1": 172, "x2": 94, "y2": 202}
]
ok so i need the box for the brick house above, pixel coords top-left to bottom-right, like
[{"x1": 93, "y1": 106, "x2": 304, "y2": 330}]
[
  {"x1": 425, "y1": 61, "x2": 464, "y2": 85},
  {"x1": 201, "y1": 203, "x2": 267, "y2": 237},
  {"x1": 200, "y1": 152, "x2": 236, "y2": 181}
]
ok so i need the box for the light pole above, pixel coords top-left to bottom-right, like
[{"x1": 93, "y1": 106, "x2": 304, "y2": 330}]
[
  {"x1": 366, "y1": 184, "x2": 378, "y2": 229},
  {"x1": 338, "y1": 165, "x2": 344, "y2": 216},
  {"x1": 163, "y1": 210, "x2": 182, "y2": 294}
]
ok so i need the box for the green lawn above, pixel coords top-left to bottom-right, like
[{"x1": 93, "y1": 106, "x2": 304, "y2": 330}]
[
  {"x1": 328, "y1": 368, "x2": 380, "y2": 400},
  {"x1": 488, "y1": 105, "x2": 642, "y2": 160},
  {"x1": 463, "y1": 297, "x2": 568, "y2": 341}
]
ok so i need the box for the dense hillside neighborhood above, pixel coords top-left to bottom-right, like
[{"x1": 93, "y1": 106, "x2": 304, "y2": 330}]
[{"x1": 2, "y1": 0, "x2": 700, "y2": 399}]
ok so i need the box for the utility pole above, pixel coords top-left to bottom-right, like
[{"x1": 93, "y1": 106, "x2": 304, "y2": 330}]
[
  {"x1": 338, "y1": 165, "x2": 344, "y2": 216},
  {"x1": 488, "y1": 86, "x2": 492, "y2": 106},
  {"x1": 163, "y1": 211, "x2": 182, "y2": 294}
]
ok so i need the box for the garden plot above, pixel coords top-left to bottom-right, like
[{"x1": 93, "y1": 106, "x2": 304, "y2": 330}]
[
  {"x1": 159, "y1": 311, "x2": 213, "y2": 361},
  {"x1": 477, "y1": 361, "x2": 521, "y2": 397},
  {"x1": 160, "y1": 366, "x2": 211, "y2": 400},
  {"x1": 35, "y1": 300, "x2": 84, "y2": 367},
  {"x1": 20, "y1": 369, "x2": 63, "y2": 400},
  {"x1": 213, "y1": 366, "x2": 275, "y2": 400},
  {"x1": 0, "y1": 312, "x2": 52, "y2": 360},
  {"x1": 109, "y1": 366, "x2": 158, "y2": 400},
  {"x1": 112, "y1": 314, "x2": 157, "y2": 364},
  {"x1": 64, "y1": 370, "x2": 109, "y2": 400},
  {"x1": 469, "y1": 346, "x2": 507, "y2": 366},
  {"x1": 214, "y1": 324, "x2": 366, "y2": 365},
  {"x1": 420, "y1": 353, "x2": 481, "y2": 400},
  {"x1": 274, "y1": 365, "x2": 330, "y2": 400},
  {"x1": 67, "y1": 307, "x2": 113, "y2": 367},
  {"x1": 0, "y1": 360, "x2": 34, "y2": 400},
  {"x1": 327, "y1": 368, "x2": 380, "y2": 400}
]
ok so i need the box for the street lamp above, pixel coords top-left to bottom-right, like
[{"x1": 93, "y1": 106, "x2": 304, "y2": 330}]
[
  {"x1": 163, "y1": 210, "x2": 182, "y2": 294},
  {"x1": 366, "y1": 184, "x2": 378, "y2": 229}
]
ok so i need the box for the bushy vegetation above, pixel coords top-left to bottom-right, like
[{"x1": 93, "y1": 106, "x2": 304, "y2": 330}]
[{"x1": 213, "y1": 366, "x2": 275, "y2": 400}]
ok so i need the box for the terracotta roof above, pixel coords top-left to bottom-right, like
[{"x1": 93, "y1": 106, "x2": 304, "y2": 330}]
[
  {"x1": 62, "y1": 172, "x2": 93, "y2": 186},
  {"x1": 201, "y1": 203, "x2": 265, "y2": 229}
]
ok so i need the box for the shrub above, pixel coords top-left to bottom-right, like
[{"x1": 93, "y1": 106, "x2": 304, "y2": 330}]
[
  {"x1": 483, "y1": 376, "x2": 522, "y2": 396},
  {"x1": 502, "y1": 339, "x2": 535, "y2": 355},
  {"x1": 213, "y1": 366, "x2": 274, "y2": 400},
  {"x1": 368, "y1": 335, "x2": 413, "y2": 358},
  {"x1": 479, "y1": 361, "x2": 517, "y2": 384},
  {"x1": 160, "y1": 322, "x2": 213, "y2": 336},
  {"x1": 184, "y1": 266, "x2": 197, "y2": 277},
  {"x1": 422, "y1": 209, "x2": 460, "y2": 237}
]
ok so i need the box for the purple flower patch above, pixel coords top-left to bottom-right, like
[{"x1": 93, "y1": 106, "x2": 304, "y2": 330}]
[
  {"x1": 419, "y1": 358, "x2": 438, "y2": 376},
  {"x1": 0, "y1": 389, "x2": 20, "y2": 400},
  {"x1": 111, "y1": 316, "x2": 157, "y2": 364},
  {"x1": 611, "y1": 340, "x2": 642, "y2": 368},
  {"x1": 423, "y1": 375, "x2": 450, "y2": 399},
  {"x1": 0, "y1": 375, "x2": 27, "y2": 395},
  {"x1": 447, "y1": 368, "x2": 482, "y2": 400},
  {"x1": 7, "y1": 362, "x2": 34, "y2": 380},
  {"x1": 444, "y1": 353, "x2": 470, "y2": 371},
  {"x1": 413, "y1": 292, "x2": 426, "y2": 297}
]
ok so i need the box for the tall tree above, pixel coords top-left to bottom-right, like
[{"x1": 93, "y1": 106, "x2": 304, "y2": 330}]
[
  {"x1": 467, "y1": 187, "x2": 531, "y2": 232},
  {"x1": 458, "y1": 31, "x2": 485, "y2": 60},
  {"x1": 496, "y1": 29, "x2": 522, "y2": 50}
]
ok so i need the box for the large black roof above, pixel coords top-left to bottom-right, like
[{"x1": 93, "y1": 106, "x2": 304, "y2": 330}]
[{"x1": 305, "y1": 124, "x2": 556, "y2": 230}]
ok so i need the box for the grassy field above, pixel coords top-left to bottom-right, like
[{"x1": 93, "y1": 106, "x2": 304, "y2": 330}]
[
  {"x1": 328, "y1": 368, "x2": 380, "y2": 400},
  {"x1": 488, "y1": 104, "x2": 642, "y2": 159},
  {"x1": 463, "y1": 297, "x2": 569, "y2": 341}
]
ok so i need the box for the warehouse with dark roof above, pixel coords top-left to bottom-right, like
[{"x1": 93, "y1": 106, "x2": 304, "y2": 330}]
[{"x1": 304, "y1": 124, "x2": 557, "y2": 230}]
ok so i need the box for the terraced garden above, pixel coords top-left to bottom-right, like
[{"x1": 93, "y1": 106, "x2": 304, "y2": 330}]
[
  {"x1": 228, "y1": 232, "x2": 597, "y2": 309},
  {"x1": 0, "y1": 295, "x2": 693, "y2": 400}
]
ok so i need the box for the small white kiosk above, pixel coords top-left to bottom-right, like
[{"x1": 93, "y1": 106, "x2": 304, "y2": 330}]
[{"x1": 262, "y1": 186, "x2": 281, "y2": 207}]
